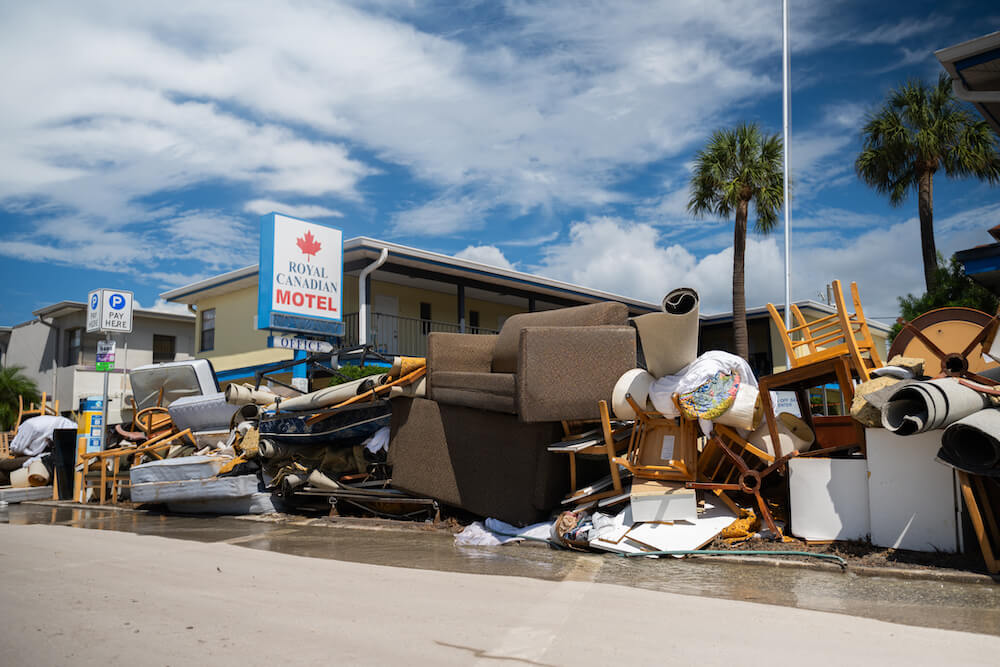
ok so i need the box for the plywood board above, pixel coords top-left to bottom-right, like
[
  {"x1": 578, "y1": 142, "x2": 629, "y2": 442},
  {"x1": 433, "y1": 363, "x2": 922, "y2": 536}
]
[
  {"x1": 788, "y1": 458, "x2": 869, "y2": 541},
  {"x1": 624, "y1": 499, "x2": 736, "y2": 556},
  {"x1": 630, "y1": 480, "x2": 697, "y2": 523},
  {"x1": 866, "y1": 429, "x2": 960, "y2": 553}
]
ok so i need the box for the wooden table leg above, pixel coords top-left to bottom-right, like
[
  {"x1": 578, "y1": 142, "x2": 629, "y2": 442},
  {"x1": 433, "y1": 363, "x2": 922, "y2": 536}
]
[
  {"x1": 958, "y1": 471, "x2": 999, "y2": 574},
  {"x1": 758, "y1": 380, "x2": 784, "y2": 458}
]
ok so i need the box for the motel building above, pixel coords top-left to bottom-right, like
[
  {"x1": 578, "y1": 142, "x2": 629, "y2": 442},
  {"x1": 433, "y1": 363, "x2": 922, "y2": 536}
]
[{"x1": 159, "y1": 231, "x2": 889, "y2": 417}]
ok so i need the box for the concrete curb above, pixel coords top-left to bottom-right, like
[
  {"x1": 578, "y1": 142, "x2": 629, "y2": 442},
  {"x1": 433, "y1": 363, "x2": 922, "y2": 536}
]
[{"x1": 24, "y1": 501, "x2": 998, "y2": 585}]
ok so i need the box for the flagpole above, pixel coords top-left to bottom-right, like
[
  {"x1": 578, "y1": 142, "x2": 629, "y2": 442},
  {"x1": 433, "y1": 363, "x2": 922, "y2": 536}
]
[{"x1": 782, "y1": 0, "x2": 792, "y2": 366}]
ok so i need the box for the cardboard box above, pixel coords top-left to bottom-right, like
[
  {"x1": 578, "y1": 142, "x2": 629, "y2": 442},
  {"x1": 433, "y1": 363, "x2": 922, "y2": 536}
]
[{"x1": 629, "y1": 479, "x2": 697, "y2": 523}]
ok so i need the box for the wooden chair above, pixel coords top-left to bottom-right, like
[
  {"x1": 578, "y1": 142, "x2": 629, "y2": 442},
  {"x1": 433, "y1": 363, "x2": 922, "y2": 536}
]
[
  {"x1": 16, "y1": 392, "x2": 60, "y2": 428},
  {"x1": 548, "y1": 400, "x2": 631, "y2": 505},
  {"x1": 613, "y1": 395, "x2": 699, "y2": 481},
  {"x1": 688, "y1": 425, "x2": 798, "y2": 538},
  {"x1": 77, "y1": 429, "x2": 194, "y2": 504},
  {"x1": 767, "y1": 279, "x2": 883, "y2": 383}
]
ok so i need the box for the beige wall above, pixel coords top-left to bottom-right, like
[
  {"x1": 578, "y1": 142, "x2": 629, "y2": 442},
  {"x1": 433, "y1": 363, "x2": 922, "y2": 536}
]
[
  {"x1": 195, "y1": 286, "x2": 292, "y2": 371},
  {"x1": 191, "y1": 276, "x2": 528, "y2": 369}
]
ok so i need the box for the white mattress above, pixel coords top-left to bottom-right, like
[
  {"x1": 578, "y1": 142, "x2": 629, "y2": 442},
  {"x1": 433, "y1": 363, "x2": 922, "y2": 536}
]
[
  {"x1": 130, "y1": 475, "x2": 260, "y2": 503},
  {"x1": 166, "y1": 492, "x2": 279, "y2": 515},
  {"x1": 129, "y1": 456, "x2": 225, "y2": 485},
  {"x1": 0, "y1": 485, "x2": 53, "y2": 503},
  {"x1": 168, "y1": 392, "x2": 239, "y2": 433}
]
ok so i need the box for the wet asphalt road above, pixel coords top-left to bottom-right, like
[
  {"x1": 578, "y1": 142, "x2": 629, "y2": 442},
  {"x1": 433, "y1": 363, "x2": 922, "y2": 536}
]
[{"x1": 2, "y1": 502, "x2": 998, "y2": 637}]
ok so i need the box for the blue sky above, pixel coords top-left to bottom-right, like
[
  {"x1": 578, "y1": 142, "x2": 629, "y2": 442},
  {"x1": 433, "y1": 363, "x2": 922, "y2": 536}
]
[{"x1": 1, "y1": 1, "x2": 999, "y2": 327}]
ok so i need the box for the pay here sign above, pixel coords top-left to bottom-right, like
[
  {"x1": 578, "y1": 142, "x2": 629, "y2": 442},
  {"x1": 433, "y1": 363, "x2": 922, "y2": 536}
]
[{"x1": 258, "y1": 213, "x2": 343, "y2": 335}]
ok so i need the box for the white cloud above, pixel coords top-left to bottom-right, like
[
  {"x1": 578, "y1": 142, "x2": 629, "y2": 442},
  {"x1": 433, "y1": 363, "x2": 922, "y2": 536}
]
[
  {"x1": 244, "y1": 200, "x2": 344, "y2": 219},
  {"x1": 531, "y1": 214, "x2": 928, "y2": 319},
  {"x1": 453, "y1": 245, "x2": 516, "y2": 270},
  {"x1": 391, "y1": 196, "x2": 491, "y2": 236},
  {"x1": 851, "y1": 16, "x2": 950, "y2": 45}
]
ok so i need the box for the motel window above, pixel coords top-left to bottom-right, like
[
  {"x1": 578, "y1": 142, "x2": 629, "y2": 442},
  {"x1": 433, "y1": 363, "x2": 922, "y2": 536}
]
[
  {"x1": 469, "y1": 310, "x2": 480, "y2": 331},
  {"x1": 200, "y1": 308, "x2": 215, "y2": 352},
  {"x1": 66, "y1": 328, "x2": 82, "y2": 366},
  {"x1": 419, "y1": 302, "x2": 432, "y2": 335},
  {"x1": 153, "y1": 335, "x2": 176, "y2": 363}
]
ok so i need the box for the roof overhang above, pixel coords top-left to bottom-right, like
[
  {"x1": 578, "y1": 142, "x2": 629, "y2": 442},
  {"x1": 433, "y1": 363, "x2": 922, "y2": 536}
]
[
  {"x1": 936, "y1": 31, "x2": 1000, "y2": 135},
  {"x1": 161, "y1": 235, "x2": 661, "y2": 314},
  {"x1": 700, "y1": 300, "x2": 893, "y2": 335},
  {"x1": 26, "y1": 301, "x2": 194, "y2": 326}
]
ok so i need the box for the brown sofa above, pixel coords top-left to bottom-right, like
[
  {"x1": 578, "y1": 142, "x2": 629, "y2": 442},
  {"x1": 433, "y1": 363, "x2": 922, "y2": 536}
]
[
  {"x1": 426, "y1": 301, "x2": 637, "y2": 422},
  {"x1": 389, "y1": 302, "x2": 637, "y2": 524}
]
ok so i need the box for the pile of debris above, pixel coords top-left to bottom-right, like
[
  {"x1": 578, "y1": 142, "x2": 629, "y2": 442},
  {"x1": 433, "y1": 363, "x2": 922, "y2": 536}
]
[{"x1": 17, "y1": 278, "x2": 995, "y2": 575}]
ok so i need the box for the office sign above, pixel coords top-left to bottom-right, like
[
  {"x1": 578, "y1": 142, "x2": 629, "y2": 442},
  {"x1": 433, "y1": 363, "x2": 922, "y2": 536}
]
[
  {"x1": 267, "y1": 335, "x2": 334, "y2": 354},
  {"x1": 86, "y1": 288, "x2": 134, "y2": 333},
  {"x1": 258, "y1": 213, "x2": 344, "y2": 336}
]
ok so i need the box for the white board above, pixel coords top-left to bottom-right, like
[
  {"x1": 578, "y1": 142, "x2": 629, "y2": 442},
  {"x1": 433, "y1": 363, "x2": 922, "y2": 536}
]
[
  {"x1": 866, "y1": 429, "x2": 960, "y2": 553},
  {"x1": 788, "y1": 458, "x2": 869, "y2": 541}
]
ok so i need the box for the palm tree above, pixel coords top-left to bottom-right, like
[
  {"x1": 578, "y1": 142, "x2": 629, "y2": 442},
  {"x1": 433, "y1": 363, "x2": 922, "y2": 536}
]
[
  {"x1": 856, "y1": 74, "x2": 1000, "y2": 292},
  {"x1": 0, "y1": 366, "x2": 40, "y2": 431},
  {"x1": 689, "y1": 122, "x2": 783, "y2": 360}
]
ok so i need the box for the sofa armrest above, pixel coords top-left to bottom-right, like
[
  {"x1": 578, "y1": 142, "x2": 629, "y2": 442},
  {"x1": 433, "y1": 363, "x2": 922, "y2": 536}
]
[
  {"x1": 516, "y1": 326, "x2": 636, "y2": 423},
  {"x1": 427, "y1": 332, "x2": 497, "y2": 373}
]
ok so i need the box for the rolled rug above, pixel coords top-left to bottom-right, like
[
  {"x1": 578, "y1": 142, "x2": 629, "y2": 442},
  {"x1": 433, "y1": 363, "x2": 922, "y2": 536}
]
[
  {"x1": 390, "y1": 356, "x2": 426, "y2": 379},
  {"x1": 881, "y1": 378, "x2": 991, "y2": 436},
  {"x1": 258, "y1": 438, "x2": 295, "y2": 460},
  {"x1": 278, "y1": 374, "x2": 389, "y2": 412},
  {"x1": 225, "y1": 383, "x2": 279, "y2": 406},
  {"x1": 630, "y1": 287, "x2": 699, "y2": 379},
  {"x1": 611, "y1": 369, "x2": 656, "y2": 419},
  {"x1": 388, "y1": 376, "x2": 427, "y2": 399},
  {"x1": 747, "y1": 412, "x2": 815, "y2": 458},
  {"x1": 10, "y1": 467, "x2": 30, "y2": 489},
  {"x1": 939, "y1": 408, "x2": 1000, "y2": 476},
  {"x1": 714, "y1": 383, "x2": 762, "y2": 430},
  {"x1": 27, "y1": 460, "x2": 50, "y2": 487}
]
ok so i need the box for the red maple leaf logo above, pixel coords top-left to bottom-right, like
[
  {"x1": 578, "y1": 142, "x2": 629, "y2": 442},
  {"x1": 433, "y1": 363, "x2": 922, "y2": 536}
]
[{"x1": 296, "y1": 230, "x2": 322, "y2": 262}]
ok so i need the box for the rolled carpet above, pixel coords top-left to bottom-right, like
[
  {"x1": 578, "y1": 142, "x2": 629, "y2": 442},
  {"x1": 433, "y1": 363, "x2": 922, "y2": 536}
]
[
  {"x1": 881, "y1": 378, "x2": 992, "y2": 436},
  {"x1": 277, "y1": 374, "x2": 389, "y2": 412},
  {"x1": 611, "y1": 369, "x2": 656, "y2": 419},
  {"x1": 630, "y1": 287, "x2": 699, "y2": 379},
  {"x1": 939, "y1": 408, "x2": 1000, "y2": 476},
  {"x1": 27, "y1": 460, "x2": 50, "y2": 486}
]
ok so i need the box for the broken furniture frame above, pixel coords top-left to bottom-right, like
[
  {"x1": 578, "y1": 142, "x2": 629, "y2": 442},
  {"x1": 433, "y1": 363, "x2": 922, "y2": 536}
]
[
  {"x1": 548, "y1": 400, "x2": 631, "y2": 505},
  {"x1": 957, "y1": 471, "x2": 1000, "y2": 575},
  {"x1": 613, "y1": 394, "x2": 698, "y2": 481},
  {"x1": 757, "y1": 355, "x2": 864, "y2": 457},
  {"x1": 76, "y1": 428, "x2": 195, "y2": 504},
  {"x1": 688, "y1": 425, "x2": 797, "y2": 539},
  {"x1": 768, "y1": 279, "x2": 883, "y2": 383},
  {"x1": 251, "y1": 344, "x2": 394, "y2": 395}
]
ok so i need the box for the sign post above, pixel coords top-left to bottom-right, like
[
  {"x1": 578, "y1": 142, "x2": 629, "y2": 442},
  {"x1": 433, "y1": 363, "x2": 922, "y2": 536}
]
[
  {"x1": 86, "y1": 289, "x2": 133, "y2": 451},
  {"x1": 257, "y1": 213, "x2": 344, "y2": 391}
]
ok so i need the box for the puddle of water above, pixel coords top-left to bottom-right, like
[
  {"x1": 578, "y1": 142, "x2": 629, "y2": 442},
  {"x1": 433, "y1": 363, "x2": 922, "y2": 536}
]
[{"x1": 3, "y1": 503, "x2": 998, "y2": 636}]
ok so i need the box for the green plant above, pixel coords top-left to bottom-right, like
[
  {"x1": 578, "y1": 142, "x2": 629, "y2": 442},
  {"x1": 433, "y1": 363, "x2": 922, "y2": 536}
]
[
  {"x1": 328, "y1": 364, "x2": 390, "y2": 387},
  {"x1": 857, "y1": 74, "x2": 1000, "y2": 292},
  {"x1": 890, "y1": 255, "x2": 999, "y2": 340},
  {"x1": 0, "y1": 366, "x2": 41, "y2": 431},
  {"x1": 689, "y1": 122, "x2": 784, "y2": 360}
]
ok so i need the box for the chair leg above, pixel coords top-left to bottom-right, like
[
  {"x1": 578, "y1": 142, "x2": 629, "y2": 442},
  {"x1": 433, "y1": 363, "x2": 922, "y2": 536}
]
[{"x1": 599, "y1": 400, "x2": 623, "y2": 494}]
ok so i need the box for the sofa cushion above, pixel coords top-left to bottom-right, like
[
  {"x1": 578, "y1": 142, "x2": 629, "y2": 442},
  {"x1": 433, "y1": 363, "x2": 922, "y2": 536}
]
[
  {"x1": 429, "y1": 371, "x2": 516, "y2": 414},
  {"x1": 491, "y1": 301, "x2": 630, "y2": 373}
]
